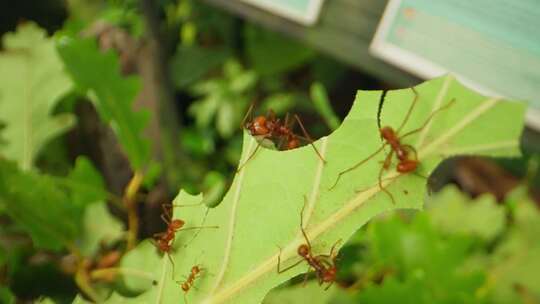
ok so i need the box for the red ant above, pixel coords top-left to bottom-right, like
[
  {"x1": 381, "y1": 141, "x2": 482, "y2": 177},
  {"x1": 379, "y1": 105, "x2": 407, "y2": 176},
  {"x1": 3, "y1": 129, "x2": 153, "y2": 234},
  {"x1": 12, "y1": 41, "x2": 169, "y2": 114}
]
[
  {"x1": 277, "y1": 198, "x2": 341, "y2": 290},
  {"x1": 238, "y1": 104, "x2": 326, "y2": 171},
  {"x1": 329, "y1": 88, "x2": 455, "y2": 203},
  {"x1": 177, "y1": 265, "x2": 203, "y2": 303},
  {"x1": 153, "y1": 204, "x2": 217, "y2": 277}
]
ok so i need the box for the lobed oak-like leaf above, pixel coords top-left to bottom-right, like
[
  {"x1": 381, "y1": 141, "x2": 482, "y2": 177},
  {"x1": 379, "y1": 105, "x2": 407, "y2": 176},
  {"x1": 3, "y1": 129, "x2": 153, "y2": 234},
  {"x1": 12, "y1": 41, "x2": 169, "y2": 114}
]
[
  {"x1": 56, "y1": 36, "x2": 150, "y2": 171},
  {"x1": 0, "y1": 23, "x2": 75, "y2": 170},
  {"x1": 96, "y1": 75, "x2": 525, "y2": 303}
]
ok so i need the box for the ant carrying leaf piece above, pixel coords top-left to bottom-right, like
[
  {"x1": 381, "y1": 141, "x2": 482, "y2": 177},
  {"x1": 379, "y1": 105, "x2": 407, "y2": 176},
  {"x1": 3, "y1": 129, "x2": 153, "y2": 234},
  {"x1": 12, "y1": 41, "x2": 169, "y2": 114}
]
[
  {"x1": 329, "y1": 88, "x2": 455, "y2": 204},
  {"x1": 238, "y1": 104, "x2": 326, "y2": 171},
  {"x1": 277, "y1": 197, "x2": 341, "y2": 290}
]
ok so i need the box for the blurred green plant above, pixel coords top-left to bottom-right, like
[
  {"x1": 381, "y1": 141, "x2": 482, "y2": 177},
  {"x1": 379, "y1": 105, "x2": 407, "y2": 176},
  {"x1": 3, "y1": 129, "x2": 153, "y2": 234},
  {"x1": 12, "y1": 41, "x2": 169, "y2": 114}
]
[
  {"x1": 188, "y1": 59, "x2": 257, "y2": 139},
  {"x1": 264, "y1": 186, "x2": 540, "y2": 304}
]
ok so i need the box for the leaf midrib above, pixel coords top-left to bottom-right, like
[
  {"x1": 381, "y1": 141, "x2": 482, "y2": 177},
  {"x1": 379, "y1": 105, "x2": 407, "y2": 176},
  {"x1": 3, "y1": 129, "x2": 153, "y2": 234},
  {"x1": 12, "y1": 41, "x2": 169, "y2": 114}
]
[{"x1": 202, "y1": 91, "x2": 506, "y2": 304}]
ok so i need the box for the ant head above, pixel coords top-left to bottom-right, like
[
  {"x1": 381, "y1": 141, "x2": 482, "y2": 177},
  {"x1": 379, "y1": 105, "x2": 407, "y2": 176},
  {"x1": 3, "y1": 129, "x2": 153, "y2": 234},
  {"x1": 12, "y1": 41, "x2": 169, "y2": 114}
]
[
  {"x1": 170, "y1": 219, "x2": 185, "y2": 229},
  {"x1": 192, "y1": 265, "x2": 202, "y2": 274},
  {"x1": 254, "y1": 115, "x2": 267, "y2": 126},
  {"x1": 298, "y1": 244, "x2": 309, "y2": 257},
  {"x1": 286, "y1": 138, "x2": 300, "y2": 150},
  {"x1": 181, "y1": 282, "x2": 189, "y2": 291}
]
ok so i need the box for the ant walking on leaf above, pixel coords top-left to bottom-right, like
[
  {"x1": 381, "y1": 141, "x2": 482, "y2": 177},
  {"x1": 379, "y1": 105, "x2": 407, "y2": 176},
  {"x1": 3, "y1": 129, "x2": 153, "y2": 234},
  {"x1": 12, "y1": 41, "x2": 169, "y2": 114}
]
[
  {"x1": 237, "y1": 104, "x2": 326, "y2": 171},
  {"x1": 277, "y1": 197, "x2": 341, "y2": 290},
  {"x1": 177, "y1": 264, "x2": 204, "y2": 304},
  {"x1": 329, "y1": 87, "x2": 455, "y2": 203},
  {"x1": 153, "y1": 203, "x2": 217, "y2": 278}
]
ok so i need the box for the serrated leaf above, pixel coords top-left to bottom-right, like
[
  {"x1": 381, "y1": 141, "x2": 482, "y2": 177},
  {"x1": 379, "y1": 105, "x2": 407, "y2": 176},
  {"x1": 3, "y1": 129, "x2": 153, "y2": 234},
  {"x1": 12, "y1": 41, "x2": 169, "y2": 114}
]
[
  {"x1": 0, "y1": 22, "x2": 75, "y2": 170},
  {"x1": 0, "y1": 159, "x2": 80, "y2": 251},
  {"x1": 96, "y1": 75, "x2": 525, "y2": 303},
  {"x1": 428, "y1": 185, "x2": 506, "y2": 242},
  {"x1": 56, "y1": 37, "x2": 150, "y2": 170},
  {"x1": 59, "y1": 156, "x2": 108, "y2": 207}
]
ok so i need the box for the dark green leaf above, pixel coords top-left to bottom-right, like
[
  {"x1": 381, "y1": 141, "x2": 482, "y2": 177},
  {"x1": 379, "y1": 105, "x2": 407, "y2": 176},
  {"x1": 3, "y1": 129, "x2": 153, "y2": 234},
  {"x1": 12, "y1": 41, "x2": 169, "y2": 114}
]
[
  {"x1": 0, "y1": 159, "x2": 80, "y2": 251},
  {"x1": 56, "y1": 36, "x2": 150, "y2": 170}
]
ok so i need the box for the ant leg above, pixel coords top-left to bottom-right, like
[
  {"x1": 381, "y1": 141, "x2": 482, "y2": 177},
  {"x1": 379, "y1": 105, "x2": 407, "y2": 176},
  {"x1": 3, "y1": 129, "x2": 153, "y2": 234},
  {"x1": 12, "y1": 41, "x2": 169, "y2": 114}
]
[
  {"x1": 329, "y1": 144, "x2": 387, "y2": 190},
  {"x1": 396, "y1": 87, "x2": 419, "y2": 134},
  {"x1": 329, "y1": 239, "x2": 342, "y2": 259},
  {"x1": 300, "y1": 197, "x2": 312, "y2": 250},
  {"x1": 324, "y1": 281, "x2": 334, "y2": 291},
  {"x1": 240, "y1": 102, "x2": 255, "y2": 129},
  {"x1": 184, "y1": 292, "x2": 188, "y2": 304},
  {"x1": 178, "y1": 225, "x2": 219, "y2": 232},
  {"x1": 400, "y1": 98, "x2": 456, "y2": 140},
  {"x1": 276, "y1": 246, "x2": 304, "y2": 273},
  {"x1": 167, "y1": 253, "x2": 176, "y2": 280},
  {"x1": 302, "y1": 266, "x2": 312, "y2": 286},
  {"x1": 236, "y1": 140, "x2": 264, "y2": 172},
  {"x1": 294, "y1": 114, "x2": 327, "y2": 164},
  {"x1": 153, "y1": 232, "x2": 166, "y2": 238},
  {"x1": 378, "y1": 152, "x2": 396, "y2": 204},
  {"x1": 160, "y1": 214, "x2": 171, "y2": 226}
]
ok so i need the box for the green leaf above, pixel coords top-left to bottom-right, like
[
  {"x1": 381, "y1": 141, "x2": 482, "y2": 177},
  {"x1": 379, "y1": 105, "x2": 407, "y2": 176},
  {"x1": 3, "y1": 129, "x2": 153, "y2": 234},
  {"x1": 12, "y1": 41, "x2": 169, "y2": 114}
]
[
  {"x1": 0, "y1": 287, "x2": 15, "y2": 304},
  {"x1": 0, "y1": 22, "x2": 75, "y2": 170},
  {"x1": 428, "y1": 185, "x2": 506, "y2": 242},
  {"x1": 245, "y1": 25, "x2": 316, "y2": 76},
  {"x1": 310, "y1": 82, "x2": 341, "y2": 131},
  {"x1": 0, "y1": 159, "x2": 80, "y2": 251},
  {"x1": 80, "y1": 202, "x2": 124, "y2": 257},
  {"x1": 60, "y1": 156, "x2": 108, "y2": 207},
  {"x1": 96, "y1": 75, "x2": 525, "y2": 303},
  {"x1": 487, "y1": 188, "x2": 540, "y2": 304},
  {"x1": 170, "y1": 46, "x2": 228, "y2": 89},
  {"x1": 263, "y1": 281, "x2": 338, "y2": 304},
  {"x1": 56, "y1": 36, "x2": 150, "y2": 170}
]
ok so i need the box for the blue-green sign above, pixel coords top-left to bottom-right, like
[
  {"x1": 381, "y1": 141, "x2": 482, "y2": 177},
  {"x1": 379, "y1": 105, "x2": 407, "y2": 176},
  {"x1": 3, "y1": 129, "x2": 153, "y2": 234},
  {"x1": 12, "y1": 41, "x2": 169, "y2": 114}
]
[
  {"x1": 241, "y1": 0, "x2": 325, "y2": 25},
  {"x1": 371, "y1": 0, "x2": 540, "y2": 110}
]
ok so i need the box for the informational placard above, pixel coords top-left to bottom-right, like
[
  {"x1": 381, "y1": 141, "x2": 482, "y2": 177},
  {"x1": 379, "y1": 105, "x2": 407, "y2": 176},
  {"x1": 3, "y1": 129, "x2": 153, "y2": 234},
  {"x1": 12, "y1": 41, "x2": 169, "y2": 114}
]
[
  {"x1": 370, "y1": 0, "x2": 540, "y2": 116},
  {"x1": 240, "y1": 0, "x2": 325, "y2": 25}
]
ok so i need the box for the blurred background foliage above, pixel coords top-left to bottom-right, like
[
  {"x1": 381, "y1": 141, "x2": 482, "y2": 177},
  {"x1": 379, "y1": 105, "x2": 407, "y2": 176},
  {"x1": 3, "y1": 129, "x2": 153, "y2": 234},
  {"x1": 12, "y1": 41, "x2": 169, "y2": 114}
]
[{"x1": 0, "y1": 0, "x2": 538, "y2": 303}]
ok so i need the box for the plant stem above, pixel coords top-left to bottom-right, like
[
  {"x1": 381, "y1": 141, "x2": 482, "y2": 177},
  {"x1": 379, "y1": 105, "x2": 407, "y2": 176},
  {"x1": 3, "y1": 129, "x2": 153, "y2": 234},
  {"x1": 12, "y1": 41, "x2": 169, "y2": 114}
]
[
  {"x1": 69, "y1": 244, "x2": 103, "y2": 303},
  {"x1": 125, "y1": 171, "x2": 143, "y2": 250}
]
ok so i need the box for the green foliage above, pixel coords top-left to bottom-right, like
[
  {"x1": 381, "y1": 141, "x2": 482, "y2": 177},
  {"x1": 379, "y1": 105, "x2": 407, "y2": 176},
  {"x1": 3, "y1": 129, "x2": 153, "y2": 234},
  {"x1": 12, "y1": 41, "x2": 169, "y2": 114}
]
[
  {"x1": 0, "y1": 287, "x2": 15, "y2": 304},
  {"x1": 0, "y1": 23, "x2": 75, "y2": 171},
  {"x1": 0, "y1": 155, "x2": 108, "y2": 251},
  {"x1": 429, "y1": 186, "x2": 506, "y2": 242},
  {"x1": 310, "y1": 82, "x2": 340, "y2": 131},
  {"x1": 102, "y1": 75, "x2": 524, "y2": 303},
  {"x1": 245, "y1": 25, "x2": 316, "y2": 76},
  {"x1": 80, "y1": 202, "x2": 124, "y2": 257},
  {"x1": 170, "y1": 45, "x2": 229, "y2": 89},
  {"x1": 56, "y1": 36, "x2": 151, "y2": 171},
  {"x1": 189, "y1": 59, "x2": 257, "y2": 138},
  {"x1": 0, "y1": 158, "x2": 81, "y2": 251}
]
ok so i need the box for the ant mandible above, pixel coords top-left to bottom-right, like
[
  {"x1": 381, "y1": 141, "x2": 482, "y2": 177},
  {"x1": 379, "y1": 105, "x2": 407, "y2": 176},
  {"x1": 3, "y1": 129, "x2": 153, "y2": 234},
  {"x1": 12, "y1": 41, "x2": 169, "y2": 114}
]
[
  {"x1": 277, "y1": 197, "x2": 341, "y2": 290},
  {"x1": 329, "y1": 87, "x2": 455, "y2": 203},
  {"x1": 177, "y1": 265, "x2": 203, "y2": 303},
  {"x1": 238, "y1": 104, "x2": 326, "y2": 171},
  {"x1": 153, "y1": 203, "x2": 217, "y2": 277}
]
